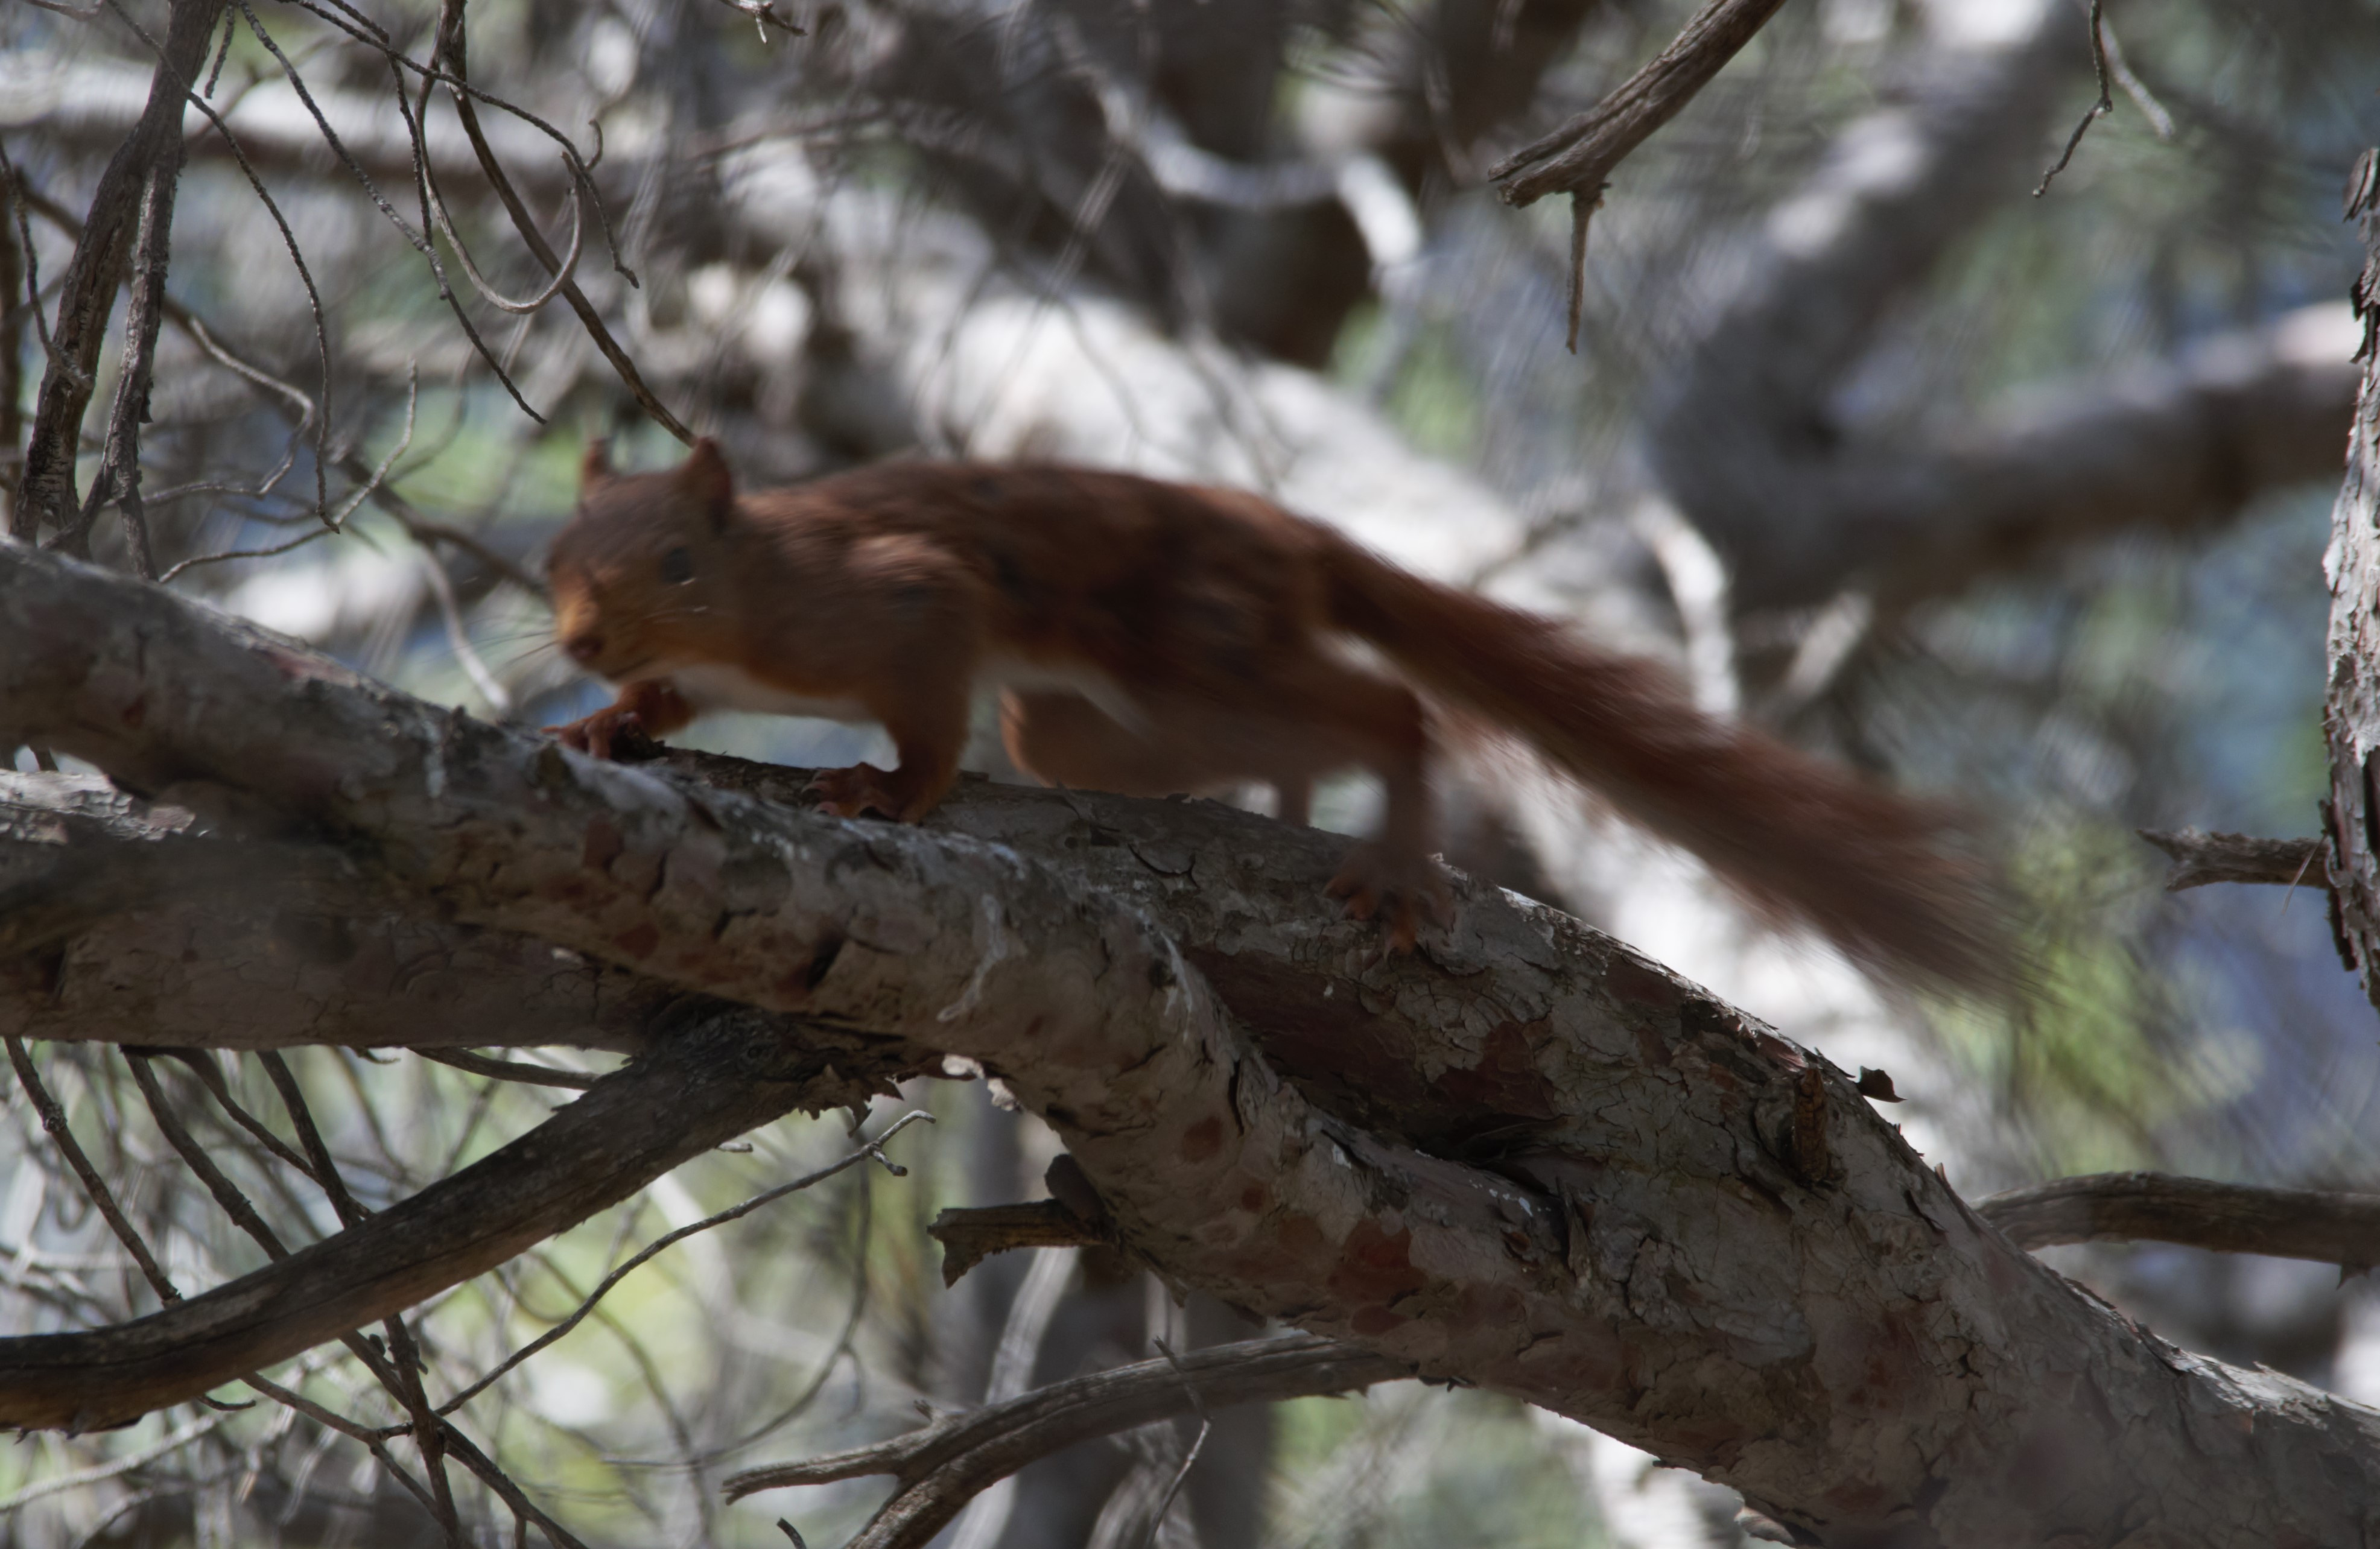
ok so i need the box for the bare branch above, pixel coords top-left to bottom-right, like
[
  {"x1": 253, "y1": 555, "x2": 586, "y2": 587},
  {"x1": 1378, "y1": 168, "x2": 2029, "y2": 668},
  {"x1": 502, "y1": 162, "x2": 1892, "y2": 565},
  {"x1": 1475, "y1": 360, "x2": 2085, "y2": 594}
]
[
  {"x1": 416, "y1": 1050, "x2": 600, "y2": 1090},
  {"x1": 141, "y1": 1047, "x2": 331, "y2": 1195},
  {"x1": 1674, "y1": 299, "x2": 2361, "y2": 613},
  {"x1": 4, "y1": 1036, "x2": 182, "y2": 1308},
  {"x1": 1488, "y1": 0, "x2": 1792, "y2": 340},
  {"x1": 1491, "y1": 0, "x2": 1795, "y2": 205},
  {"x1": 123, "y1": 1050, "x2": 474, "y2": 1544},
  {"x1": 928, "y1": 1200, "x2": 1112, "y2": 1286},
  {"x1": 220, "y1": 0, "x2": 544, "y2": 423},
  {"x1": 0, "y1": 1010, "x2": 913, "y2": 1431},
  {"x1": 0, "y1": 148, "x2": 27, "y2": 530},
  {"x1": 1979, "y1": 1172, "x2": 2380, "y2": 1270},
  {"x1": 723, "y1": 1332, "x2": 1406, "y2": 1549},
  {"x1": 2034, "y1": 0, "x2": 2111, "y2": 196},
  {"x1": 2136, "y1": 828, "x2": 2327, "y2": 893},
  {"x1": 424, "y1": 161, "x2": 586, "y2": 315},
  {"x1": 258, "y1": 1050, "x2": 370, "y2": 1226},
  {"x1": 17, "y1": 0, "x2": 229, "y2": 539},
  {"x1": 438, "y1": 1110, "x2": 930, "y2": 1417},
  {"x1": 425, "y1": 0, "x2": 693, "y2": 443}
]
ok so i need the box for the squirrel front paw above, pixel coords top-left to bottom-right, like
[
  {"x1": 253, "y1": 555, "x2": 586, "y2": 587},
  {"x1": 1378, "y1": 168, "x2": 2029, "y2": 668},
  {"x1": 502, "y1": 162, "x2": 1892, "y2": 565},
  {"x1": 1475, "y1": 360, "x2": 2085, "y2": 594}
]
[
  {"x1": 545, "y1": 706, "x2": 649, "y2": 761},
  {"x1": 1325, "y1": 843, "x2": 1452, "y2": 952}
]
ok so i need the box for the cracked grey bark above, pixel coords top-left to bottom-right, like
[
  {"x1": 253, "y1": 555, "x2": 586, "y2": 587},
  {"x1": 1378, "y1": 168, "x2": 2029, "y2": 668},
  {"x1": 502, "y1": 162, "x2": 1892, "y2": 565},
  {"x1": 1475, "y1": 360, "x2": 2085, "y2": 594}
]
[
  {"x1": 1646, "y1": 2, "x2": 2358, "y2": 616},
  {"x1": 2325, "y1": 155, "x2": 2380, "y2": 1017},
  {"x1": 3, "y1": 771, "x2": 676, "y2": 1053},
  {"x1": 10, "y1": 548, "x2": 2380, "y2": 1542}
]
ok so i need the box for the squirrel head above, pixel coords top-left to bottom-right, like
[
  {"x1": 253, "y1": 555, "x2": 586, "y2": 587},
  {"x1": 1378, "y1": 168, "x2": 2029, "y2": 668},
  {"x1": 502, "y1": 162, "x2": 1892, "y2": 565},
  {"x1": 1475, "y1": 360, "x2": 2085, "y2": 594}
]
[{"x1": 549, "y1": 437, "x2": 743, "y2": 682}]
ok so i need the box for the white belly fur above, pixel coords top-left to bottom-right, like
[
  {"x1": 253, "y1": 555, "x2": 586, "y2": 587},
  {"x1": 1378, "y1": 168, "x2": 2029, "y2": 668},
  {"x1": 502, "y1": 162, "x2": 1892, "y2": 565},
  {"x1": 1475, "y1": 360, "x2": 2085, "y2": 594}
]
[
  {"x1": 670, "y1": 663, "x2": 870, "y2": 723},
  {"x1": 667, "y1": 658, "x2": 1144, "y2": 731},
  {"x1": 985, "y1": 656, "x2": 1147, "y2": 732}
]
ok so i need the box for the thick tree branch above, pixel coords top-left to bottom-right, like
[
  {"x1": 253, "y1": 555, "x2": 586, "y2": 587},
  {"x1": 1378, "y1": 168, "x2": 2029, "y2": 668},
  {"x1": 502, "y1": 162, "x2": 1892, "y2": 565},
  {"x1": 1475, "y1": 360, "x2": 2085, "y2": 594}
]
[
  {"x1": 2326, "y1": 149, "x2": 2380, "y2": 1016},
  {"x1": 11, "y1": 548, "x2": 2380, "y2": 1543},
  {"x1": 723, "y1": 1332, "x2": 1406, "y2": 1549},
  {"x1": 1637, "y1": 1, "x2": 2353, "y2": 613},
  {"x1": 1979, "y1": 1172, "x2": 2380, "y2": 1269},
  {"x1": 1641, "y1": 2, "x2": 2152, "y2": 611},
  {"x1": 1675, "y1": 302, "x2": 2361, "y2": 613},
  {"x1": 2, "y1": 772, "x2": 675, "y2": 1053}
]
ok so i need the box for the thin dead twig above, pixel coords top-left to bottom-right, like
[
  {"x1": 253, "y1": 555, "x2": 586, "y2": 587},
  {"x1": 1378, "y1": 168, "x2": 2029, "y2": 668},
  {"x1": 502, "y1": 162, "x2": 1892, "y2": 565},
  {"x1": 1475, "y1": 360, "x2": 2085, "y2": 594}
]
[
  {"x1": 141, "y1": 1048, "x2": 326, "y2": 1189},
  {"x1": 97, "y1": 0, "x2": 335, "y2": 525},
  {"x1": 725, "y1": 1334, "x2": 1408, "y2": 1549},
  {"x1": 2036, "y1": 0, "x2": 2112, "y2": 196},
  {"x1": 18, "y1": 0, "x2": 230, "y2": 539},
  {"x1": 5, "y1": 1038, "x2": 181, "y2": 1305},
  {"x1": 0, "y1": 141, "x2": 68, "y2": 382},
  {"x1": 5, "y1": 1042, "x2": 448, "y2": 1516},
  {"x1": 607, "y1": 1151, "x2": 884, "y2": 1470},
  {"x1": 223, "y1": 0, "x2": 544, "y2": 424},
  {"x1": 16, "y1": 171, "x2": 326, "y2": 524},
  {"x1": 425, "y1": 165, "x2": 588, "y2": 315},
  {"x1": 424, "y1": 0, "x2": 693, "y2": 442},
  {"x1": 1487, "y1": 0, "x2": 1789, "y2": 348},
  {"x1": 712, "y1": 0, "x2": 806, "y2": 39},
  {"x1": 125, "y1": 1051, "x2": 472, "y2": 1542},
  {"x1": 0, "y1": 1412, "x2": 228, "y2": 1512},
  {"x1": 1135, "y1": 1339, "x2": 1210, "y2": 1549},
  {"x1": 2136, "y1": 829, "x2": 2327, "y2": 893},
  {"x1": 259, "y1": 1051, "x2": 372, "y2": 1227},
  {"x1": 439, "y1": 1110, "x2": 931, "y2": 1417},
  {"x1": 156, "y1": 526, "x2": 334, "y2": 582},
  {"x1": 418, "y1": 539, "x2": 515, "y2": 715}
]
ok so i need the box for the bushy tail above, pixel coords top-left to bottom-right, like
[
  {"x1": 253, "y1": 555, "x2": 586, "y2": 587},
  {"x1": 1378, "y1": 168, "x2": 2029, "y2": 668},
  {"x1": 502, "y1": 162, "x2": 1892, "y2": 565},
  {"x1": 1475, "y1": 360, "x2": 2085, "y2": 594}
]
[{"x1": 1320, "y1": 533, "x2": 2011, "y2": 995}]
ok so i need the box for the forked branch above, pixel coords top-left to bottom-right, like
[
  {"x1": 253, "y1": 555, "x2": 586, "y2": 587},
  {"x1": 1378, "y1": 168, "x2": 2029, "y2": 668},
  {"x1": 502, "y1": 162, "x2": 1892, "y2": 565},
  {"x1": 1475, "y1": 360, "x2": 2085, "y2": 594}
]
[{"x1": 724, "y1": 1333, "x2": 1406, "y2": 1549}]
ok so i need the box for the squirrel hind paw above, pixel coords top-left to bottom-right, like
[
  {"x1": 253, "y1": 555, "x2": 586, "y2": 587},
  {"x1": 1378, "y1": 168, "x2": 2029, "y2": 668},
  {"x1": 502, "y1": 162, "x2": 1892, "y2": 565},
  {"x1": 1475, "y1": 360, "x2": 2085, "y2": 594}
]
[
  {"x1": 809, "y1": 763, "x2": 933, "y2": 822},
  {"x1": 1326, "y1": 844, "x2": 1452, "y2": 952}
]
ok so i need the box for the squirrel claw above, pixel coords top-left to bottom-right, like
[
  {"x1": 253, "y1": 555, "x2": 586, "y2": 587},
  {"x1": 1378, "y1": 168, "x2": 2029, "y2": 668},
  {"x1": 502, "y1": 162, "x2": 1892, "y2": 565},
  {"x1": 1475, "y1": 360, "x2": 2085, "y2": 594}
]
[{"x1": 1326, "y1": 844, "x2": 1450, "y2": 953}]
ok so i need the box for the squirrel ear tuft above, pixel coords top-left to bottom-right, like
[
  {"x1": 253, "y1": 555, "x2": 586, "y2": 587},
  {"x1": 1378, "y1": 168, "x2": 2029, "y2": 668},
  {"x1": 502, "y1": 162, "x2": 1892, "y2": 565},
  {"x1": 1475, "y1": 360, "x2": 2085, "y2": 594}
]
[
  {"x1": 683, "y1": 436, "x2": 735, "y2": 530},
  {"x1": 580, "y1": 439, "x2": 614, "y2": 490}
]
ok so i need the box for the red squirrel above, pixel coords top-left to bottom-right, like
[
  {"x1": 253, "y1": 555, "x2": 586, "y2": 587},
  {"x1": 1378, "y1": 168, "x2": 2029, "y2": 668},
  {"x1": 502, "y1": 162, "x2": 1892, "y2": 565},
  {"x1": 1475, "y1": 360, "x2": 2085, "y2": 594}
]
[{"x1": 547, "y1": 439, "x2": 2006, "y2": 987}]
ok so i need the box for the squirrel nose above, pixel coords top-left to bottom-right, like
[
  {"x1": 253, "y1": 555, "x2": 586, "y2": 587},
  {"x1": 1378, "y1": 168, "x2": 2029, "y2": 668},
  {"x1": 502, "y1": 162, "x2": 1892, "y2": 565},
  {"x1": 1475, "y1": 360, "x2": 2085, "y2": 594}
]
[{"x1": 564, "y1": 630, "x2": 605, "y2": 665}]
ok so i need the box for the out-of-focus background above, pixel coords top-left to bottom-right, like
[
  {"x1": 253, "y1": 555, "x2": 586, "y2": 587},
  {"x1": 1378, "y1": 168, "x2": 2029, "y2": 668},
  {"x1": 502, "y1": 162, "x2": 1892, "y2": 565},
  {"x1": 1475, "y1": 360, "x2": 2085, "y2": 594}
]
[{"x1": 5, "y1": 0, "x2": 2379, "y2": 1543}]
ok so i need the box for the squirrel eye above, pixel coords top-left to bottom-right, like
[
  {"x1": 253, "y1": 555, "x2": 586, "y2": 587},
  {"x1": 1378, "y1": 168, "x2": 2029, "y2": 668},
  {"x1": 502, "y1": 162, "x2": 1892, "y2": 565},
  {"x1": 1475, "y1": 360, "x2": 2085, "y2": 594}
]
[{"x1": 660, "y1": 546, "x2": 694, "y2": 584}]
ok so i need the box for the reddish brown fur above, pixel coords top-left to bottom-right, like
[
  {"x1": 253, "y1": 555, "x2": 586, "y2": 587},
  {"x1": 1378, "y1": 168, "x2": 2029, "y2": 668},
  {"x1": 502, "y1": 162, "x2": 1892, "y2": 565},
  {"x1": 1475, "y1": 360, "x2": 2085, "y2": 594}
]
[{"x1": 548, "y1": 440, "x2": 2006, "y2": 984}]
